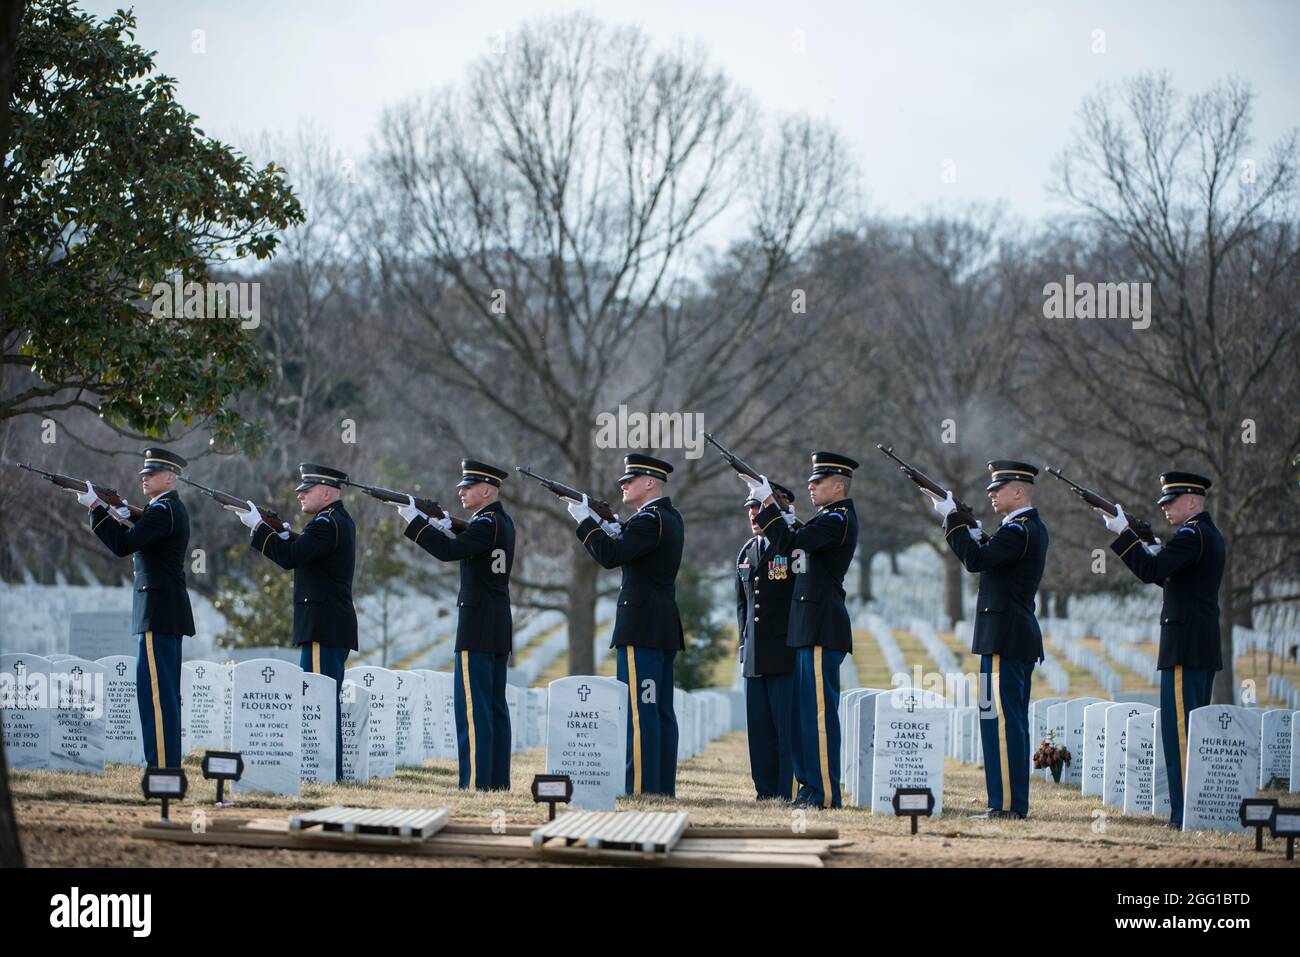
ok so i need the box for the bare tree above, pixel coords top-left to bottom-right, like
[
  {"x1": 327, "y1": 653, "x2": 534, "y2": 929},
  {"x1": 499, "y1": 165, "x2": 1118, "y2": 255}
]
[
  {"x1": 367, "y1": 15, "x2": 847, "y2": 673},
  {"x1": 1039, "y1": 73, "x2": 1300, "y2": 701}
]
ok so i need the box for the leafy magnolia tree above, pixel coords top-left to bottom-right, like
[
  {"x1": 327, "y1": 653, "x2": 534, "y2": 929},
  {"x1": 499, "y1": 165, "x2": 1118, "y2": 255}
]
[{"x1": 1, "y1": 0, "x2": 302, "y2": 448}]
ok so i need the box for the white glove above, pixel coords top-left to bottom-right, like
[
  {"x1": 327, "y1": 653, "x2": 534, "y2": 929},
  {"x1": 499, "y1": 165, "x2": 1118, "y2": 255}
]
[
  {"x1": 391, "y1": 494, "x2": 425, "y2": 526},
  {"x1": 432, "y1": 515, "x2": 454, "y2": 537},
  {"x1": 1142, "y1": 537, "x2": 1163, "y2": 556},
  {"x1": 277, "y1": 523, "x2": 291, "y2": 541},
  {"x1": 73, "y1": 482, "x2": 102, "y2": 509},
  {"x1": 966, "y1": 520, "x2": 983, "y2": 541},
  {"x1": 1099, "y1": 504, "x2": 1129, "y2": 535},
  {"x1": 743, "y1": 474, "x2": 774, "y2": 504},
  {"x1": 599, "y1": 519, "x2": 622, "y2": 537},
  {"x1": 111, "y1": 501, "x2": 132, "y2": 521},
  {"x1": 928, "y1": 489, "x2": 957, "y2": 518},
  {"x1": 566, "y1": 494, "x2": 592, "y2": 524},
  {"x1": 238, "y1": 500, "x2": 263, "y2": 531},
  {"x1": 781, "y1": 509, "x2": 796, "y2": 527}
]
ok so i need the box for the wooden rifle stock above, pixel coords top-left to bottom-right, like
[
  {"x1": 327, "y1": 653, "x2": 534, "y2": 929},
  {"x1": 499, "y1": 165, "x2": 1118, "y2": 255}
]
[
  {"x1": 17, "y1": 462, "x2": 143, "y2": 522},
  {"x1": 1045, "y1": 467, "x2": 1156, "y2": 545},
  {"x1": 875, "y1": 445, "x2": 989, "y2": 543},
  {"x1": 178, "y1": 476, "x2": 300, "y2": 540},
  {"x1": 343, "y1": 480, "x2": 468, "y2": 533},
  {"x1": 515, "y1": 467, "x2": 619, "y2": 524}
]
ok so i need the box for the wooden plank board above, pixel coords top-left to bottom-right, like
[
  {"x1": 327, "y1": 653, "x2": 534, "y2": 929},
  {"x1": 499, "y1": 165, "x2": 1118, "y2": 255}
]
[{"x1": 132, "y1": 818, "x2": 832, "y2": 867}]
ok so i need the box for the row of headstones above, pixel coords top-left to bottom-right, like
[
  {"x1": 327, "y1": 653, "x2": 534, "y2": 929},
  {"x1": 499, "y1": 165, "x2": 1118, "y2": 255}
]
[
  {"x1": 1267, "y1": 673, "x2": 1299, "y2": 710},
  {"x1": 542, "y1": 677, "x2": 742, "y2": 810},
  {"x1": 864, "y1": 617, "x2": 908, "y2": 678},
  {"x1": 1046, "y1": 633, "x2": 1122, "y2": 694},
  {"x1": 952, "y1": 620, "x2": 1069, "y2": 694},
  {"x1": 1032, "y1": 694, "x2": 1298, "y2": 831},
  {"x1": 1100, "y1": 637, "x2": 1160, "y2": 687},
  {"x1": 1, "y1": 653, "x2": 742, "y2": 809},
  {"x1": 832, "y1": 687, "x2": 952, "y2": 817},
  {"x1": 0, "y1": 654, "x2": 550, "y2": 791}
]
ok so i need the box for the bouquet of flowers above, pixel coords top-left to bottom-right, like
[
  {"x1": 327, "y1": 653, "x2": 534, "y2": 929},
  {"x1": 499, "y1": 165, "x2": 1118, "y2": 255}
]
[{"x1": 1033, "y1": 730, "x2": 1071, "y2": 782}]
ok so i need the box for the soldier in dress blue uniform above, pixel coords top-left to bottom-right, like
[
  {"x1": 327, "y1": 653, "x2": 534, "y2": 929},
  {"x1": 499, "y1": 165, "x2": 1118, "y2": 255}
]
[
  {"x1": 929, "y1": 460, "x2": 1048, "y2": 819},
  {"x1": 389, "y1": 460, "x2": 516, "y2": 791},
  {"x1": 567, "y1": 453, "x2": 684, "y2": 797},
  {"x1": 235, "y1": 463, "x2": 357, "y2": 782},
  {"x1": 1099, "y1": 470, "x2": 1224, "y2": 828},
  {"x1": 72, "y1": 448, "x2": 195, "y2": 768},
  {"x1": 744, "y1": 451, "x2": 859, "y2": 809},
  {"x1": 735, "y1": 481, "x2": 799, "y2": 801}
]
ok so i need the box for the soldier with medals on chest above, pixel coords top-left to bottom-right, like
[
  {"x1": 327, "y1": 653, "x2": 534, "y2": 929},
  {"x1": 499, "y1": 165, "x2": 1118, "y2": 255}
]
[
  {"x1": 742, "y1": 451, "x2": 859, "y2": 809},
  {"x1": 234, "y1": 462, "x2": 357, "y2": 782},
  {"x1": 71, "y1": 448, "x2": 195, "y2": 769},
  {"x1": 389, "y1": 459, "x2": 516, "y2": 791},
  {"x1": 567, "y1": 453, "x2": 685, "y2": 798},
  {"x1": 735, "y1": 481, "x2": 800, "y2": 801},
  {"x1": 1097, "y1": 470, "x2": 1224, "y2": 829},
  {"x1": 928, "y1": 460, "x2": 1048, "y2": 820}
]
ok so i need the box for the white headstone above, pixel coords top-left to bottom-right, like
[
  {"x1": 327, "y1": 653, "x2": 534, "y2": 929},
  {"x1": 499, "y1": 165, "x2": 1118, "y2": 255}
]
[
  {"x1": 412, "y1": 669, "x2": 442, "y2": 763},
  {"x1": 1290, "y1": 711, "x2": 1299, "y2": 794},
  {"x1": 182, "y1": 661, "x2": 230, "y2": 753},
  {"x1": 345, "y1": 666, "x2": 399, "y2": 779},
  {"x1": 546, "y1": 676, "x2": 626, "y2": 810},
  {"x1": 1062, "y1": 697, "x2": 1105, "y2": 787},
  {"x1": 1082, "y1": 701, "x2": 1118, "y2": 798},
  {"x1": 1105, "y1": 702, "x2": 1154, "y2": 808},
  {"x1": 1151, "y1": 711, "x2": 1172, "y2": 817},
  {"x1": 1259, "y1": 709, "x2": 1292, "y2": 790},
  {"x1": 231, "y1": 659, "x2": 302, "y2": 797},
  {"x1": 1, "y1": 653, "x2": 52, "y2": 769},
  {"x1": 68, "y1": 611, "x2": 136, "y2": 661},
  {"x1": 1030, "y1": 697, "x2": 1065, "y2": 774},
  {"x1": 340, "y1": 679, "x2": 370, "y2": 783},
  {"x1": 1123, "y1": 710, "x2": 1157, "y2": 815},
  {"x1": 1182, "y1": 705, "x2": 1262, "y2": 833},
  {"x1": 49, "y1": 658, "x2": 106, "y2": 773},
  {"x1": 96, "y1": 655, "x2": 144, "y2": 765},
  {"x1": 839, "y1": 689, "x2": 871, "y2": 787},
  {"x1": 506, "y1": 682, "x2": 524, "y2": 754},
  {"x1": 300, "y1": 671, "x2": 338, "y2": 784},
  {"x1": 393, "y1": 670, "x2": 426, "y2": 768},
  {"x1": 526, "y1": 688, "x2": 548, "y2": 749},
  {"x1": 417, "y1": 670, "x2": 456, "y2": 760},
  {"x1": 849, "y1": 690, "x2": 885, "y2": 805},
  {"x1": 870, "y1": 688, "x2": 949, "y2": 816}
]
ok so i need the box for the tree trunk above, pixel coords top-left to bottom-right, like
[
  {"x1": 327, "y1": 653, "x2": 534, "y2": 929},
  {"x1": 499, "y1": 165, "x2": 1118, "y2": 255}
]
[
  {"x1": 943, "y1": 559, "x2": 964, "y2": 623},
  {"x1": 567, "y1": 556, "x2": 597, "y2": 675},
  {"x1": 1053, "y1": 592, "x2": 1069, "y2": 619},
  {"x1": 857, "y1": 547, "x2": 877, "y2": 603},
  {"x1": 1213, "y1": 525, "x2": 1236, "y2": 705}
]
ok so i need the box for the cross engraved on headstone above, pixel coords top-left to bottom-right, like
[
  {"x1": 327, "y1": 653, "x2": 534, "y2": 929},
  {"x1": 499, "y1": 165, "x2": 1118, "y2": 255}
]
[
  {"x1": 262, "y1": 666, "x2": 276, "y2": 684},
  {"x1": 116, "y1": 662, "x2": 127, "y2": 676},
  {"x1": 363, "y1": 673, "x2": 375, "y2": 687},
  {"x1": 905, "y1": 694, "x2": 917, "y2": 713},
  {"x1": 13, "y1": 660, "x2": 24, "y2": 677},
  {"x1": 71, "y1": 666, "x2": 84, "y2": 678},
  {"x1": 577, "y1": 684, "x2": 591, "y2": 702},
  {"x1": 1129, "y1": 709, "x2": 1139, "y2": 717},
  {"x1": 397, "y1": 676, "x2": 403, "y2": 689},
  {"x1": 1218, "y1": 712, "x2": 1232, "y2": 731},
  {"x1": 303, "y1": 681, "x2": 309, "y2": 697},
  {"x1": 196, "y1": 666, "x2": 206, "y2": 679}
]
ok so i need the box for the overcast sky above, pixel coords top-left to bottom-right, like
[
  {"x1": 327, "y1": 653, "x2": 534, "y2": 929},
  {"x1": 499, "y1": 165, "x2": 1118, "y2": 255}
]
[{"x1": 83, "y1": 0, "x2": 1299, "y2": 221}]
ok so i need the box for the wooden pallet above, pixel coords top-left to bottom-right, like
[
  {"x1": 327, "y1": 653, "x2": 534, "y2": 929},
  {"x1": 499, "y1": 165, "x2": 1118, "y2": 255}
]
[
  {"x1": 532, "y1": 810, "x2": 690, "y2": 856},
  {"x1": 133, "y1": 815, "x2": 847, "y2": 867}
]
